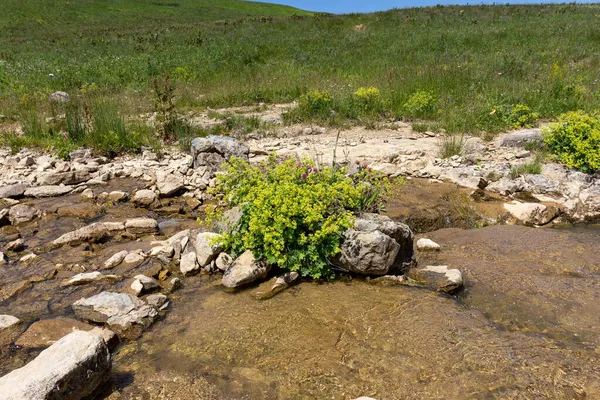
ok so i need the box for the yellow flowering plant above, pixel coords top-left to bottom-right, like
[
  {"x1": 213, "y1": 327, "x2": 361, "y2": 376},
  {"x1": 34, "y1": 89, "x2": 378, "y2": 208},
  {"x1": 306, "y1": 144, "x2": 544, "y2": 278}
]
[{"x1": 210, "y1": 155, "x2": 389, "y2": 279}]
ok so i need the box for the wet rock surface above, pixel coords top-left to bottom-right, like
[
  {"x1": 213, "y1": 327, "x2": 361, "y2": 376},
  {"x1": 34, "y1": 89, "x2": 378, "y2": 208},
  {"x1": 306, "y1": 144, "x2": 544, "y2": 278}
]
[
  {"x1": 0, "y1": 330, "x2": 110, "y2": 400},
  {"x1": 72, "y1": 292, "x2": 158, "y2": 339}
]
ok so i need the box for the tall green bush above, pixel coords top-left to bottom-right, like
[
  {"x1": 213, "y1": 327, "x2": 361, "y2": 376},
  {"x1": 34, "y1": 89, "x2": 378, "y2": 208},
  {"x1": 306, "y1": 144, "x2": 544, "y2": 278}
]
[{"x1": 544, "y1": 111, "x2": 600, "y2": 172}]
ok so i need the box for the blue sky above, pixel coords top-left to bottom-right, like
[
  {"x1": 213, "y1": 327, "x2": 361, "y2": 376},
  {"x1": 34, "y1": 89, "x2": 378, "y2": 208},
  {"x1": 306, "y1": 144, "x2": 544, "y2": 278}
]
[{"x1": 263, "y1": 1, "x2": 595, "y2": 14}]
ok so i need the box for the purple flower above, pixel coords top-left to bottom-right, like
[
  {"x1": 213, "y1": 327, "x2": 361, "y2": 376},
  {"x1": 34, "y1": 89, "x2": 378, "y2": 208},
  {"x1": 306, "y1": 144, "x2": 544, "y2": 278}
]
[
  {"x1": 297, "y1": 163, "x2": 303, "y2": 168},
  {"x1": 301, "y1": 173, "x2": 307, "y2": 179},
  {"x1": 362, "y1": 162, "x2": 369, "y2": 168},
  {"x1": 312, "y1": 167, "x2": 318, "y2": 173}
]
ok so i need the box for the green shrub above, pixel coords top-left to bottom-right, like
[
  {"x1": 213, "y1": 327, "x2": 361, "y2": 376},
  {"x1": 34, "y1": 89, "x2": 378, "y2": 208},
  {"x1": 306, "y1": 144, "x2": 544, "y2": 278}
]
[
  {"x1": 486, "y1": 104, "x2": 539, "y2": 130},
  {"x1": 211, "y1": 155, "x2": 390, "y2": 279},
  {"x1": 354, "y1": 86, "x2": 382, "y2": 115},
  {"x1": 298, "y1": 90, "x2": 333, "y2": 119},
  {"x1": 404, "y1": 90, "x2": 436, "y2": 117},
  {"x1": 544, "y1": 111, "x2": 600, "y2": 172}
]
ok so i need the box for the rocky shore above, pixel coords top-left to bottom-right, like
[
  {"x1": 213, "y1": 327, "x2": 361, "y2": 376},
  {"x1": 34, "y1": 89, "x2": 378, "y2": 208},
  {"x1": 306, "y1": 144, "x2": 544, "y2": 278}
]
[{"x1": 0, "y1": 124, "x2": 598, "y2": 398}]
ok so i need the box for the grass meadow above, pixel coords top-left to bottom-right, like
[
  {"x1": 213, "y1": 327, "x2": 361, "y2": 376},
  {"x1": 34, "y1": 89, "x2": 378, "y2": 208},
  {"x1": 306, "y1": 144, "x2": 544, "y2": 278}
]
[{"x1": 1, "y1": 1, "x2": 599, "y2": 155}]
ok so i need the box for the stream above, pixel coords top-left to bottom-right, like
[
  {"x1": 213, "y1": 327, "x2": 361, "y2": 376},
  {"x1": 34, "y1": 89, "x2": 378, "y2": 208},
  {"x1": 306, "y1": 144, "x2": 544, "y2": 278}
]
[{"x1": 0, "y1": 178, "x2": 598, "y2": 399}]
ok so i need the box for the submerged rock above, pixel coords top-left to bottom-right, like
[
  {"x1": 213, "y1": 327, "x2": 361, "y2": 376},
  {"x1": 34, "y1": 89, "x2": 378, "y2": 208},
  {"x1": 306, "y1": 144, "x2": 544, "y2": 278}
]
[
  {"x1": 72, "y1": 291, "x2": 158, "y2": 339},
  {"x1": 222, "y1": 250, "x2": 271, "y2": 289},
  {"x1": 412, "y1": 265, "x2": 463, "y2": 294},
  {"x1": 6, "y1": 238, "x2": 25, "y2": 252},
  {"x1": 56, "y1": 203, "x2": 101, "y2": 219},
  {"x1": 8, "y1": 204, "x2": 38, "y2": 225},
  {"x1": 0, "y1": 331, "x2": 110, "y2": 400},
  {"x1": 255, "y1": 271, "x2": 299, "y2": 300}
]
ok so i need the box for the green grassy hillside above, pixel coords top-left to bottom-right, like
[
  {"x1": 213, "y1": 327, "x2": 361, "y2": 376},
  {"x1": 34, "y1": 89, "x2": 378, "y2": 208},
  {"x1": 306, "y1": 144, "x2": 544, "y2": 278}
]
[
  {"x1": 0, "y1": 0, "x2": 311, "y2": 40},
  {"x1": 1, "y1": 2, "x2": 599, "y2": 155}
]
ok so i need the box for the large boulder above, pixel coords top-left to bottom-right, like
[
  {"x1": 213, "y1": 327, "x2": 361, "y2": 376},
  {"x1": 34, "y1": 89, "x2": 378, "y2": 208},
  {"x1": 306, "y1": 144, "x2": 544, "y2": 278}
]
[
  {"x1": 334, "y1": 230, "x2": 400, "y2": 276},
  {"x1": 72, "y1": 291, "x2": 157, "y2": 339},
  {"x1": 332, "y1": 214, "x2": 414, "y2": 275},
  {"x1": 190, "y1": 135, "x2": 249, "y2": 171},
  {"x1": 222, "y1": 250, "x2": 271, "y2": 289},
  {"x1": 0, "y1": 330, "x2": 110, "y2": 400}
]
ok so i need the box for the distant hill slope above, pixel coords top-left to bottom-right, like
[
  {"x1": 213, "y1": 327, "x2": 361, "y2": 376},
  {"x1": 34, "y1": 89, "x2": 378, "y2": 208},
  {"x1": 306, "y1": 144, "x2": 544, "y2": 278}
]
[{"x1": 0, "y1": 0, "x2": 311, "y2": 39}]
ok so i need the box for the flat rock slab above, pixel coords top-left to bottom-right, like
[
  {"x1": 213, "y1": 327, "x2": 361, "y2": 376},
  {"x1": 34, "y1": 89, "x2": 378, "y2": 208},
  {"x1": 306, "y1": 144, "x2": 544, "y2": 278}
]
[
  {"x1": 61, "y1": 271, "x2": 121, "y2": 287},
  {"x1": 125, "y1": 218, "x2": 158, "y2": 235},
  {"x1": 57, "y1": 203, "x2": 102, "y2": 220},
  {"x1": 24, "y1": 185, "x2": 73, "y2": 198},
  {"x1": 53, "y1": 222, "x2": 110, "y2": 246},
  {"x1": 0, "y1": 183, "x2": 30, "y2": 199},
  {"x1": 0, "y1": 330, "x2": 110, "y2": 400},
  {"x1": 72, "y1": 291, "x2": 157, "y2": 339}
]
